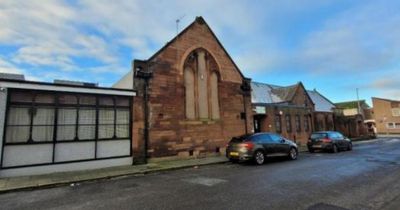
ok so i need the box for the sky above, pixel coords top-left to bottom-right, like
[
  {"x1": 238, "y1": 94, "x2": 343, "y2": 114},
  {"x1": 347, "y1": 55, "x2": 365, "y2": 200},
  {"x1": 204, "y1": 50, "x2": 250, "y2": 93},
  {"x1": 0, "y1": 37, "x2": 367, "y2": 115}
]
[{"x1": 1, "y1": 0, "x2": 400, "y2": 105}]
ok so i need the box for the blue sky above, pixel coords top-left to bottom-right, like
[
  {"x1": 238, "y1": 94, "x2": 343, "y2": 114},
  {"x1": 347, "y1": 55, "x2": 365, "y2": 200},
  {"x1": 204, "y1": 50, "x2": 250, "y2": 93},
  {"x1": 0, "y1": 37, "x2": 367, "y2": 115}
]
[{"x1": 1, "y1": 0, "x2": 400, "y2": 105}]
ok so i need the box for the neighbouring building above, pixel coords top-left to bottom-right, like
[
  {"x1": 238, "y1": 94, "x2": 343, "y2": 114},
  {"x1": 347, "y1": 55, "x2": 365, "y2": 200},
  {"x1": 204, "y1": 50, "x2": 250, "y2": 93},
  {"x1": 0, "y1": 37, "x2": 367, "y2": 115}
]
[
  {"x1": 372, "y1": 97, "x2": 400, "y2": 135},
  {"x1": 307, "y1": 89, "x2": 336, "y2": 132},
  {"x1": 114, "y1": 17, "x2": 253, "y2": 161},
  {"x1": 251, "y1": 82, "x2": 314, "y2": 145},
  {"x1": 0, "y1": 75, "x2": 136, "y2": 177},
  {"x1": 334, "y1": 100, "x2": 369, "y2": 138}
]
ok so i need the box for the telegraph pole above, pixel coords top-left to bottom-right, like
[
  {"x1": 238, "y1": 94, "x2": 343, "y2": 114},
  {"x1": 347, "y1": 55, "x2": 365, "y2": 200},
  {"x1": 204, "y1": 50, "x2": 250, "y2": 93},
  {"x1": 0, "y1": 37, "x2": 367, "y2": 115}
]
[{"x1": 356, "y1": 88, "x2": 361, "y2": 115}]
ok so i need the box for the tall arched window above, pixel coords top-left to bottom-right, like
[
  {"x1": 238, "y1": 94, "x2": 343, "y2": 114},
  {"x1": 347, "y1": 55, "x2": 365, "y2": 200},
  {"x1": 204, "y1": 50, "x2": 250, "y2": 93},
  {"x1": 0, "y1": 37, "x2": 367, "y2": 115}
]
[
  {"x1": 183, "y1": 49, "x2": 220, "y2": 120},
  {"x1": 210, "y1": 72, "x2": 220, "y2": 119},
  {"x1": 184, "y1": 67, "x2": 195, "y2": 119}
]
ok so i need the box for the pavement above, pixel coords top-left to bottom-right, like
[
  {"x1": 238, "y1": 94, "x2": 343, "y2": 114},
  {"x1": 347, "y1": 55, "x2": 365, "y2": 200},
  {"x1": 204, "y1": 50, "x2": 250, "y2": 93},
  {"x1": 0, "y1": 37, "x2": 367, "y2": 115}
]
[
  {"x1": 0, "y1": 139, "x2": 372, "y2": 193},
  {"x1": 1, "y1": 137, "x2": 399, "y2": 210},
  {"x1": 0, "y1": 156, "x2": 228, "y2": 193}
]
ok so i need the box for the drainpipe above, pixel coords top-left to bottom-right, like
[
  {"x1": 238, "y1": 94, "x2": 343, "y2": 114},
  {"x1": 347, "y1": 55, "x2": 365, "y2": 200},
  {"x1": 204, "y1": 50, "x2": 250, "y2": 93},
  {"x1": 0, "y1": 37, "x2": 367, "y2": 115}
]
[
  {"x1": 134, "y1": 60, "x2": 153, "y2": 164},
  {"x1": 143, "y1": 77, "x2": 150, "y2": 164},
  {"x1": 242, "y1": 94, "x2": 248, "y2": 134},
  {"x1": 241, "y1": 78, "x2": 252, "y2": 134}
]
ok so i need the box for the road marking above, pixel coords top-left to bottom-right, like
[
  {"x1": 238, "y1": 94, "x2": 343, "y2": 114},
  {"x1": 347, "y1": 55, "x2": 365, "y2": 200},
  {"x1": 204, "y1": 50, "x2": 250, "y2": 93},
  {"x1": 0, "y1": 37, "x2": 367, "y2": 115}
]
[{"x1": 183, "y1": 177, "x2": 227, "y2": 187}]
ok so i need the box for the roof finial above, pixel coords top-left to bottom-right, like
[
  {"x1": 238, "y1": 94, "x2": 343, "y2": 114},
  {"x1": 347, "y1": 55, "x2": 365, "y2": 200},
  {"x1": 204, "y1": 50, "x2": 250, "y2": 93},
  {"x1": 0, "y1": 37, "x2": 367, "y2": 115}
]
[{"x1": 176, "y1": 14, "x2": 186, "y2": 35}]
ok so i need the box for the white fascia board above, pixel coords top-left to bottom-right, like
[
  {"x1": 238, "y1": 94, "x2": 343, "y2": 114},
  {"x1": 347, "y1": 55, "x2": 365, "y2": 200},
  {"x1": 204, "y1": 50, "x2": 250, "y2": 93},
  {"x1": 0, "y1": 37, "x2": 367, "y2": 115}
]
[{"x1": 0, "y1": 81, "x2": 136, "y2": 96}]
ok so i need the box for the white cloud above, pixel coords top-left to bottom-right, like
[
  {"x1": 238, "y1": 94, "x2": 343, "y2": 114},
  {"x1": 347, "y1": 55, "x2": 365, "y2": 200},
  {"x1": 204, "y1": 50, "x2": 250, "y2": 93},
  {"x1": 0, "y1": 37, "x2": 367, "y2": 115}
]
[
  {"x1": 0, "y1": 57, "x2": 22, "y2": 74},
  {"x1": 0, "y1": 0, "x2": 399, "y2": 89}
]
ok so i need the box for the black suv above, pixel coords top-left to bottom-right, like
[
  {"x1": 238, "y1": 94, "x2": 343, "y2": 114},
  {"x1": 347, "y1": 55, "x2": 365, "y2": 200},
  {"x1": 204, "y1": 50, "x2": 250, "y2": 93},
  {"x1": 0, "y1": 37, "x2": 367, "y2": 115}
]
[
  {"x1": 226, "y1": 132, "x2": 298, "y2": 165},
  {"x1": 307, "y1": 131, "x2": 352, "y2": 153}
]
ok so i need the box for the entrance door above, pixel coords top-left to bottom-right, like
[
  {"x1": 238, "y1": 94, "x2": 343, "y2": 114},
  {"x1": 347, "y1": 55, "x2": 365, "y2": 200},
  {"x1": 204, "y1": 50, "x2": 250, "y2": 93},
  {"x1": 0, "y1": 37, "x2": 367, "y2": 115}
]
[{"x1": 253, "y1": 115, "x2": 266, "y2": 133}]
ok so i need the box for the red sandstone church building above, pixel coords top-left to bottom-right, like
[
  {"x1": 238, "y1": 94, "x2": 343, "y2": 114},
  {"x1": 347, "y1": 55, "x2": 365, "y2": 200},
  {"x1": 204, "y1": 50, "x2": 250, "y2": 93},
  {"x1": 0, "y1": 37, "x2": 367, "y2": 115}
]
[{"x1": 114, "y1": 17, "x2": 253, "y2": 162}]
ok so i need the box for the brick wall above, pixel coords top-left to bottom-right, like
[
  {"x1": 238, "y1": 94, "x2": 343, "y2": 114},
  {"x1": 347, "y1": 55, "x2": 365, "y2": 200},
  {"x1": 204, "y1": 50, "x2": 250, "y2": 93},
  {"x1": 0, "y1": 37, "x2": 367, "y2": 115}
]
[
  {"x1": 263, "y1": 106, "x2": 313, "y2": 145},
  {"x1": 314, "y1": 112, "x2": 334, "y2": 131},
  {"x1": 372, "y1": 97, "x2": 400, "y2": 134}
]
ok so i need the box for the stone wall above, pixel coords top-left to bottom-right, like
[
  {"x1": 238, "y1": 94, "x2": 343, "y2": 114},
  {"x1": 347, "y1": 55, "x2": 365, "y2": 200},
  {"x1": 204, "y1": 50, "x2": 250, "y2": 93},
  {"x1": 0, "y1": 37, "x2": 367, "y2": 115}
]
[{"x1": 132, "y1": 18, "x2": 252, "y2": 159}]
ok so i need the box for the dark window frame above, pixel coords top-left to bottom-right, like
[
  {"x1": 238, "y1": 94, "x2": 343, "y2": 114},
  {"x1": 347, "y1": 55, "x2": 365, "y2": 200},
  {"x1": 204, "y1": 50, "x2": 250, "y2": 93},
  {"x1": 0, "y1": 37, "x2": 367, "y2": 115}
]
[
  {"x1": 295, "y1": 115, "x2": 301, "y2": 132},
  {"x1": 4, "y1": 90, "x2": 131, "y2": 145},
  {"x1": 285, "y1": 114, "x2": 292, "y2": 133},
  {"x1": 275, "y1": 114, "x2": 282, "y2": 133},
  {"x1": 1, "y1": 88, "x2": 133, "y2": 169},
  {"x1": 304, "y1": 115, "x2": 310, "y2": 132}
]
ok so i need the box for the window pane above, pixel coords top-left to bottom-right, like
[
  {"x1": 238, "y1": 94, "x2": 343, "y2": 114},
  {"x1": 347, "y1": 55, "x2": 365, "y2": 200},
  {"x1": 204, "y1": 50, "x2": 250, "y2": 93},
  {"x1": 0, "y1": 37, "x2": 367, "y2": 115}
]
[
  {"x1": 59, "y1": 95, "x2": 78, "y2": 104},
  {"x1": 115, "y1": 97, "x2": 129, "y2": 106},
  {"x1": 78, "y1": 125, "x2": 95, "y2": 140},
  {"x1": 184, "y1": 67, "x2": 195, "y2": 119},
  {"x1": 58, "y1": 108, "x2": 77, "y2": 125},
  {"x1": 275, "y1": 115, "x2": 281, "y2": 133},
  {"x1": 57, "y1": 107, "x2": 77, "y2": 140},
  {"x1": 57, "y1": 125, "x2": 76, "y2": 140},
  {"x1": 33, "y1": 108, "x2": 55, "y2": 125},
  {"x1": 7, "y1": 107, "x2": 31, "y2": 125},
  {"x1": 35, "y1": 94, "x2": 54, "y2": 103},
  {"x1": 270, "y1": 134, "x2": 281, "y2": 142},
  {"x1": 210, "y1": 72, "x2": 220, "y2": 120},
  {"x1": 116, "y1": 109, "x2": 129, "y2": 124},
  {"x1": 79, "y1": 109, "x2": 96, "y2": 125},
  {"x1": 116, "y1": 125, "x2": 129, "y2": 138},
  {"x1": 32, "y1": 125, "x2": 53, "y2": 142},
  {"x1": 99, "y1": 97, "x2": 114, "y2": 106},
  {"x1": 79, "y1": 95, "x2": 96, "y2": 105},
  {"x1": 99, "y1": 125, "x2": 114, "y2": 139},
  {"x1": 304, "y1": 115, "x2": 309, "y2": 131},
  {"x1": 99, "y1": 109, "x2": 114, "y2": 124},
  {"x1": 286, "y1": 115, "x2": 291, "y2": 132},
  {"x1": 10, "y1": 91, "x2": 33, "y2": 103},
  {"x1": 6, "y1": 126, "x2": 30, "y2": 143},
  {"x1": 295, "y1": 115, "x2": 301, "y2": 132}
]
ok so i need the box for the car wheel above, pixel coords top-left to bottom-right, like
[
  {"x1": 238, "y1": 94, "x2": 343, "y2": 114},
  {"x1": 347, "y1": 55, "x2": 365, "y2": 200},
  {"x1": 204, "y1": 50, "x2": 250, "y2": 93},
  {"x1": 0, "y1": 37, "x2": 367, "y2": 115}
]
[
  {"x1": 332, "y1": 144, "x2": 338, "y2": 153},
  {"x1": 254, "y1": 150, "x2": 265, "y2": 165},
  {"x1": 289, "y1": 148, "x2": 298, "y2": 160},
  {"x1": 348, "y1": 143, "x2": 353, "y2": 151}
]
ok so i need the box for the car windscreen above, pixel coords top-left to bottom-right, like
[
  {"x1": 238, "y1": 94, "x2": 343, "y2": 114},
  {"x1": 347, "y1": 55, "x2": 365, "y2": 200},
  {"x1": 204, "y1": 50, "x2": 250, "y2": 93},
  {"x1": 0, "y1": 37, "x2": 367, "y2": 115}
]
[
  {"x1": 310, "y1": 133, "x2": 327, "y2": 139},
  {"x1": 230, "y1": 134, "x2": 252, "y2": 143}
]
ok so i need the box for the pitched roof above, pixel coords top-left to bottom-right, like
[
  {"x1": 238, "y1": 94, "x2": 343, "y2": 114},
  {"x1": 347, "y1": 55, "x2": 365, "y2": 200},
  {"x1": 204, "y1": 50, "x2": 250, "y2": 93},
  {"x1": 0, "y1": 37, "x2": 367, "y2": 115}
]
[
  {"x1": 335, "y1": 100, "x2": 370, "y2": 109},
  {"x1": 372, "y1": 97, "x2": 400, "y2": 103},
  {"x1": 307, "y1": 90, "x2": 336, "y2": 112},
  {"x1": 147, "y1": 16, "x2": 246, "y2": 79},
  {"x1": 251, "y1": 81, "x2": 302, "y2": 104}
]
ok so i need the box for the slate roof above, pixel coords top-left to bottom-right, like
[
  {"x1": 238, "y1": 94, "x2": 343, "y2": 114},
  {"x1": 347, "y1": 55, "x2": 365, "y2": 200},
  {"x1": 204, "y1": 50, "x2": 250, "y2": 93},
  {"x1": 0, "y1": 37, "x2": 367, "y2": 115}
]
[
  {"x1": 251, "y1": 81, "x2": 300, "y2": 104},
  {"x1": 307, "y1": 90, "x2": 336, "y2": 112},
  {"x1": 335, "y1": 100, "x2": 370, "y2": 109},
  {"x1": 251, "y1": 81, "x2": 336, "y2": 112}
]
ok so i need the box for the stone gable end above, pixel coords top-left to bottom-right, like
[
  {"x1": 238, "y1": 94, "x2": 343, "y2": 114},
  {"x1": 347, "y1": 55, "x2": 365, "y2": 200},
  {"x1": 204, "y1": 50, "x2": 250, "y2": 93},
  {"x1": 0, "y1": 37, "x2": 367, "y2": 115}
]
[
  {"x1": 132, "y1": 17, "x2": 253, "y2": 159},
  {"x1": 149, "y1": 19, "x2": 243, "y2": 84}
]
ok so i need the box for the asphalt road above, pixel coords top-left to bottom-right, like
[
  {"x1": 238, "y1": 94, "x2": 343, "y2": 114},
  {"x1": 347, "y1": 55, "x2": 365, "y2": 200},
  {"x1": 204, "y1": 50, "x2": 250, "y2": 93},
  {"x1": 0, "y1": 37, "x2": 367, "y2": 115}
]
[{"x1": 1, "y1": 138, "x2": 400, "y2": 210}]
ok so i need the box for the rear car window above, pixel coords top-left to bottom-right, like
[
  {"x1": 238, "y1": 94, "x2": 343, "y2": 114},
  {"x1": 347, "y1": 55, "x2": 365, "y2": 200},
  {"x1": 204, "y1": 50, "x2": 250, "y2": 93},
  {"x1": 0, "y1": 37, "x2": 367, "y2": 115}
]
[
  {"x1": 310, "y1": 133, "x2": 327, "y2": 139},
  {"x1": 230, "y1": 134, "x2": 252, "y2": 143}
]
